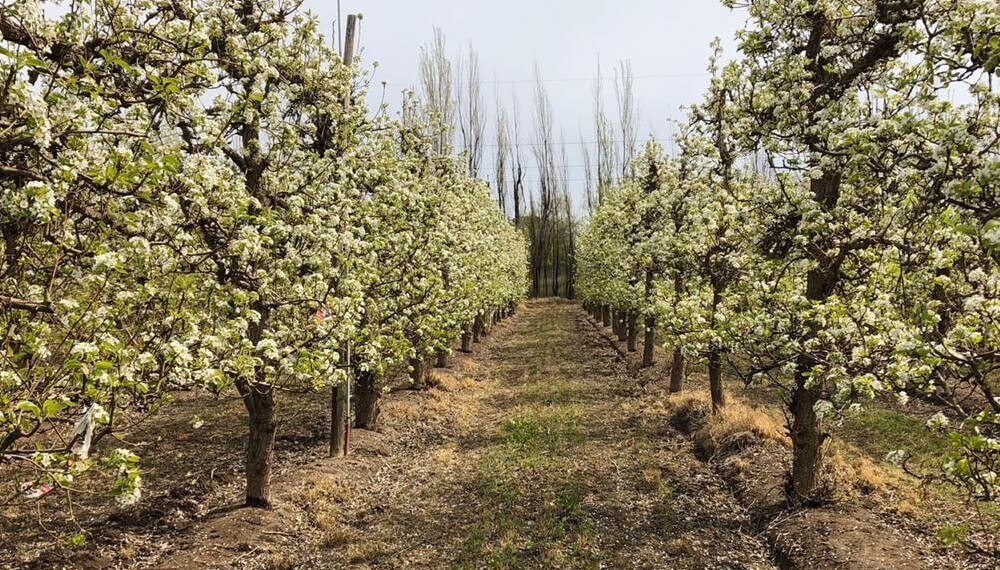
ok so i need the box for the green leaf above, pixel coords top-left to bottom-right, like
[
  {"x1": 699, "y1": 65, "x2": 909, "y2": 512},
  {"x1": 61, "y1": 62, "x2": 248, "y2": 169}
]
[
  {"x1": 42, "y1": 398, "x2": 71, "y2": 418},
  {"x1": 14, "y1": 401, "x2": 42, "y2": 418},
  {"x1": 65, "y1": 533, "x2": 87, "y2": 549}
]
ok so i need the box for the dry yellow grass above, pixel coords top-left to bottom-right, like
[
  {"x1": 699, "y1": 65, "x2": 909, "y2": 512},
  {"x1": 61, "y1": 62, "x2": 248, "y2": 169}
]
[
  {"x1": 661, "y1": 390, "x2": 788, "y2": 458},
  {"x1": 820, "y1": 439, "x2": 924, "y2": 506},
  {"x1": 662, "y1": 390, "x2": 711, "y2": 416},
  {"x1": 432, "y1": 445, "x2": 460, "y2": 469},
  {"x1": 708, "y1": 401, "x2": 787, "y2": 447},
  {"x1": 662, "y1": 391, "x2": 924, "y2": 507},
  {"x1": 824, "y1": 440, "x2": 887, "y2": 496}
]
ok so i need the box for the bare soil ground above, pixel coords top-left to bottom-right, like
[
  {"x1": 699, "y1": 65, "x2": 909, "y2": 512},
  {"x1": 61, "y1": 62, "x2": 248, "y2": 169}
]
[{"x1": 2, "y1": 299, "x2": 778, "y2": 569}]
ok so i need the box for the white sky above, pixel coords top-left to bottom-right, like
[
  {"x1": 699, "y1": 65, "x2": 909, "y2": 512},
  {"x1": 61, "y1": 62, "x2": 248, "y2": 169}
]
[{"x1": 300, "y1": 2, "x2": 750, "y2": 211}]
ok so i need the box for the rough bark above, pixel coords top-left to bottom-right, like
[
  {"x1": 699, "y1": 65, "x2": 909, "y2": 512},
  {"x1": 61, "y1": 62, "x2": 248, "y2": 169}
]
[
  {"x1": 239, "y1": 381, "x2": 276, "y2": 508},
  {"x1": 668, "y1": 272, "x2": 687, "y2": 392},
  {"x1": 616, "y1": 312, "x2": 628, "y2": 342},
  {"x1": 461, "y1": 325, "x2": 473, "y2": 352},
  {"x1": 708, "y1": 350, "x2": 725, "y2": 412},
  {"x1": 642, "y1": 315, "x2": 656, "y2": 367},
  {"x1": 626, "y1": 312, "x2": 638, "y2": 352},
  {"x1": 669, "y1": 348, "x2": 685, "y2": 393},
  {"x1": 789, "y1": 372, "x2": 824, "y2": 503},
  {"x1": 353, "y1": 369, "x2": 380, "y2": 430},
  {"x1": 787, "y1": 170, "x2": 841, "y2": 502},
  {"x1": 601, "y1": 305, "x2": 611, "y2": 327},
  {"x1": 409, "y1": 357, "x2": 426, "y2": 390},
  {"x1": 473, "y1": 313, "x2": 484, "y2": 343},
  {"x1": 642, "y1": 270, "x2": 657, "y2": 367},
  {"x1": 708, "y1": 288, "x2": 725, "y2": 412}
]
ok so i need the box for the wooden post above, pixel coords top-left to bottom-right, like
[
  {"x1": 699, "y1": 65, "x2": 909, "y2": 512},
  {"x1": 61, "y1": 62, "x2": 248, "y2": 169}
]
[
  {"x1": 329, "y1": 15, "x2": 358, "y2": 459},
  {"x1": 342, "y1": 14, "x2": 358, "y2": 105},
  {"x1": 343, "y1": 14, "x2": 358, "y2": 67},
  {"x1": 330, "y1": 343, "x2": 352, "y2": 458}
]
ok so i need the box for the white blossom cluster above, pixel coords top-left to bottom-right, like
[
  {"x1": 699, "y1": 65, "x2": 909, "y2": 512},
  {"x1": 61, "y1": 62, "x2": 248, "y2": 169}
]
[
  {"x1": 579, "y1": 0, "x2": 1000, "y2": 507},
  {"x1": 1, "y1": 0, "x2": 528, "y2": 506}
]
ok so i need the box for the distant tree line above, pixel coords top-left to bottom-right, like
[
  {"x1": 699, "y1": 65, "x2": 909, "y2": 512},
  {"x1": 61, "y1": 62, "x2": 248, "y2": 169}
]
[{"x1": 418, "y1": 33, "x2": 640, "y2": 299}]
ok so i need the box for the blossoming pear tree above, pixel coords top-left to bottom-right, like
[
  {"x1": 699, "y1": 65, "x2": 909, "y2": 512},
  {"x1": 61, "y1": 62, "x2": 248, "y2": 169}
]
[{"x1": 0, "y1": 0, "x2": 218, "y2": 505}]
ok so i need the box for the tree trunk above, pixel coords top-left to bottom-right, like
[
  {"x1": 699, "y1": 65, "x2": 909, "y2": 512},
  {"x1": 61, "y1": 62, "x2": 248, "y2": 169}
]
[
  {"x1": 642, "y1": 315, "x2": 656, "y2": 367},
  {"x1": 708, "y1": 287, "x2": 725, "y2": 412},
  {"x1": 669, "y1": 348, "x2": 685, "y2": 393},
  {"x1": 708, "y1": 350, "x2": 725, "y2": 412},
  {"x1": 435, "y1": 349, "x2": 449, "y2": 368},
  {"x1": 552, "y1": 243, "x2": 561, "y2": 297},
  {"x1": 669, "y1": 271, "x2": 687, "y2": 392},
  {"x1": 409, "y1": 357, "x2": 426, "y2": 390},
  {"x1": 473, "y1": 314, "x2": 484, "y2": 343},
  {"x1": 627, "y1": 312, "x2": 638, "y2": 352},
  {"x1": 353, "y1": 369, "x2": 380, "y2": 430},
  {"x1": 461, "y1": 325, "x2": 473, "y2": 353},
  {"x1": 617, "y1": 312, "x2": 628, "y2": 342},
  {"x1": 240, "y1": 382, "x2": 276, "y2": 508},
  {"x1": 642, "y1": 270, "x2": 656, "y2": 367},
  {"x1": 601, "y1": 306, "x2": 611, "y2": 327},
  {"x1": 789, "y1": 371, "x2": 823, "y2": 503},
  {"x1": 786, "y1": 169, "x2": 842, "y2": 503}
]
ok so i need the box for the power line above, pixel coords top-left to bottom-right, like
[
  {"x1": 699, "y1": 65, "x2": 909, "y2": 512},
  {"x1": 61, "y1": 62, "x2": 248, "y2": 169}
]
[
  {"x1": 482, "y1": 72, "x2": 710, "y2": 85},
  {"x1": 484, "y1": 164, "x2": 591, "y2": 170},
  {"x1": 382, "y1": 72, "x2": 709, "y2": 88},
  {"x1": 481, "y1": 137, "x2": 672, "y2": 149},
  {"x1": 505, "y1": 179, "x2": 593, "y2": 184}
]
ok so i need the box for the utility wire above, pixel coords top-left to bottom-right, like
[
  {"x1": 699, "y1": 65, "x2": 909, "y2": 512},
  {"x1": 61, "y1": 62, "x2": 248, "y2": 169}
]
[
  {"x1": 382, "y1": 72, "x2": 709, "y2": 88},
  {"x1": 482, "y1": 137, "x2": 671, "y2": 149}
]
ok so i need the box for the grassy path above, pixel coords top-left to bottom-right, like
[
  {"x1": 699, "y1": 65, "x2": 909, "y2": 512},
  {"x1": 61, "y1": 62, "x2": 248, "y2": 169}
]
[{"x1": 323, "y1": 300, "x2": 776, "y2": 569}]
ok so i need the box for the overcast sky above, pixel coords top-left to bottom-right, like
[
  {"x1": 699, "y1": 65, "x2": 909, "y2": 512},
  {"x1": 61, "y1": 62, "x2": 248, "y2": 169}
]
[{"x1": 304, "y1": 1, "x2": 750, "y2": 212}]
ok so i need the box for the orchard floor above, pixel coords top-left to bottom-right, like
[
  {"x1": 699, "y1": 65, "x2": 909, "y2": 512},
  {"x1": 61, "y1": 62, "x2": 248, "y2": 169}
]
[
  {"x1": 293, "y1": 299, "x2": 777, "y2": 570},
  {"x1": 5, "y1": 300, "x2": 776, "y2": 569}
]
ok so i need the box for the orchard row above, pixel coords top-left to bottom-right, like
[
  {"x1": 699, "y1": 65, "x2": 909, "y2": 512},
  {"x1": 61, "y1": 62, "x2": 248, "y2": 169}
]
[
  {"x1": 0, "y1": 1, "x2": 528, "y2": 508},
  {"x1": 577, "y1": 1, "x2": 1000, "y2": 512}
]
